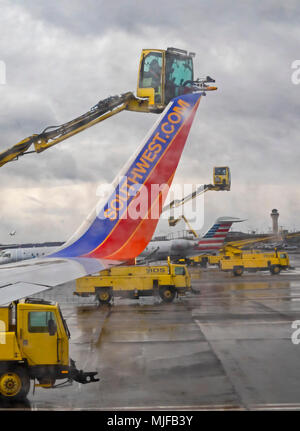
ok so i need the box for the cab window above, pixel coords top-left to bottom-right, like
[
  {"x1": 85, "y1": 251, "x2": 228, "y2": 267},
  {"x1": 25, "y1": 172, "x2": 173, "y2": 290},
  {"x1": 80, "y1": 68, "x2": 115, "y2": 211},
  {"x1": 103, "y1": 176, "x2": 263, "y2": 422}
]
[
  {"x1": 165, "y1": 54, "x2": 193, "y2": 103},
  {"x1": 174, "y1": 266, "x2": 186, "y2": 275},
  {"x1": 28, "y1": 311, "x2": 56, "y2": 333},
  {"x1": 280, "y1": 253, "x2": 287, "y2": 258},
  {"x1": 139, "y1": 52, "x2": 162, "y2": 103},
  {"x1": 215, "y1": 167, "x2": 227, "y2": 175}
]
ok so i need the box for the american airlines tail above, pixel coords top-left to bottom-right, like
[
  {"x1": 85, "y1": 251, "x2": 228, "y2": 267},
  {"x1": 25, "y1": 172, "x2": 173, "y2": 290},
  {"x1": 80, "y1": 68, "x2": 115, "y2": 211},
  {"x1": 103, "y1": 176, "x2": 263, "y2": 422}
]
[
  {"x1": 50, "y1": 93, "x2": 202, "y2": 261},
  {"x1": 194, "y1": 217, "x2": 245, "y2": 253}
]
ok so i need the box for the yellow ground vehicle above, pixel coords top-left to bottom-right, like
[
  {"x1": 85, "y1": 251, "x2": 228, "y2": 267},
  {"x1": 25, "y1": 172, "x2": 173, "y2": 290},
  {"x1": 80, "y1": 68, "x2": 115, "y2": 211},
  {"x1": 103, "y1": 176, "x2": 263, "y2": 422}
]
[
  {"x1": 0, "y1": 47, "x2": 216, "y2": 168},
  {"x1": 179, "y1": 255, "x2": 210, "y2": 268},
  {"x1": 182, "y1": 230, "x2": 297, "y2": 271},
  {"x1": 207, "y1": 255, "x2": 221, "y2": 265},
  {"x1": 219, "y1": 249, "x2": 290, "y2": 276},
  {"x1": 74, "y1": 262, "x2": 191, "y2": 304},
  {"x1": 0, "y1": 298, "x2": 98, "y2": 400},
  {"x1": 179, "y1": 254, "x2": 220, "y2": 268}
]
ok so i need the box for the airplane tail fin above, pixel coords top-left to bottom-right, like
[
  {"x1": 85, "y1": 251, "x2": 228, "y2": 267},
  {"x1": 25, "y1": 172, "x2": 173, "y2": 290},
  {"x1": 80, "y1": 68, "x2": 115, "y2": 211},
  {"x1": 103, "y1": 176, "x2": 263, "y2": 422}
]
[
  {"x1": 51, "y1": 93, "x2": 203, "y2": 260},
  {"x1": 195, "y1": 217, "x2": 245, "y2": 252}
]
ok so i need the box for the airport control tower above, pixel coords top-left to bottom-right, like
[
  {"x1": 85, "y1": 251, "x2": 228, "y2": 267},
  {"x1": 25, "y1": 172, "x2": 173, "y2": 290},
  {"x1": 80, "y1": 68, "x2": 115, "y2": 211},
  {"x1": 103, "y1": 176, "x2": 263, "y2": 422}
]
[{"x1": 270, "y1": 208, "x2": 279, "y2": 234}]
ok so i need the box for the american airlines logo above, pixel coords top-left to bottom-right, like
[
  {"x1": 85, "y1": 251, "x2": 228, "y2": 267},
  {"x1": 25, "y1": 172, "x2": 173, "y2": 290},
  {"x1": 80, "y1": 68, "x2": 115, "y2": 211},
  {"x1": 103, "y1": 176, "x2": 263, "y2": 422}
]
[{"x1": 195, "y1": 223, "x2": 232, "y2": 250}]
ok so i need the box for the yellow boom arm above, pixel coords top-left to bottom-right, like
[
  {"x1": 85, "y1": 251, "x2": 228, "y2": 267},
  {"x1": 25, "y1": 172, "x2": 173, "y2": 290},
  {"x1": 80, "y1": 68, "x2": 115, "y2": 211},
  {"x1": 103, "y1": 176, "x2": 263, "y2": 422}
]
[{"x1": 0, "y1": 92, "x2": 150, "y2": 168}]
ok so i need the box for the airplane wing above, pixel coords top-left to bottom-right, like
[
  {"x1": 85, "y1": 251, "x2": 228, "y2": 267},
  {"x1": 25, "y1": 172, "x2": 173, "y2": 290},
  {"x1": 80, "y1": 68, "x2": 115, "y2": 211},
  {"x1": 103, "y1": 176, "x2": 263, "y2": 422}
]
[
  {"x1": 0, "y1": 257, "x2": 119, "y2": 305},
  {"x1": 0, "y1": 93, "x2": 203, "y2": 305}
]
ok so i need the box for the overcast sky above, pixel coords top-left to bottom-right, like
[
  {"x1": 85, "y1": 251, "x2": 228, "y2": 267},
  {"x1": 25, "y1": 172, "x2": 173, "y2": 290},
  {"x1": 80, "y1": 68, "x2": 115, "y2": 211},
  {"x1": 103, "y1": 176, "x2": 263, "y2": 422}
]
[{"x1": 0, "y1": 0, "x2": 299, "y2": 243}]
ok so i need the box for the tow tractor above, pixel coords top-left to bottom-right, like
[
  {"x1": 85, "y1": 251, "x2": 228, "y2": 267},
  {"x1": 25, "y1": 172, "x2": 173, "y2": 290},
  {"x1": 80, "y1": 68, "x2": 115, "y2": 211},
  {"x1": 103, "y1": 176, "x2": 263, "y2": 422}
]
[
  {"x1": 0, "y1": 47, "x2": 217, "y2": 168},
  {"x1": 0, "y1": 298, "x2": 98, "y2": 400}
]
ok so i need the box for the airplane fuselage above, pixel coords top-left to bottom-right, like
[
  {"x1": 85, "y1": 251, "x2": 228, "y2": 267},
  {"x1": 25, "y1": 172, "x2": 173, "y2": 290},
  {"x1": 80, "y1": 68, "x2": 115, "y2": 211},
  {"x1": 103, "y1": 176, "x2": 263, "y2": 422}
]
[
  {"x1": 0, "y1": 246, "x2": 58, "y2": 264},
  {"x1": 139, "y1": 238, "x2": 208, "y2": 261}
]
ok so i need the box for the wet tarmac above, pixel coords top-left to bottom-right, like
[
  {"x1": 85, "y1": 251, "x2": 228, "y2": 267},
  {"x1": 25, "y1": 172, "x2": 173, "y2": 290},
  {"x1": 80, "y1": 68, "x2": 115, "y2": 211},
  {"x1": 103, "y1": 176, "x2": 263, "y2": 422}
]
[{"x1": 2, "y1": 254, "x2": 300, "y2": 411}]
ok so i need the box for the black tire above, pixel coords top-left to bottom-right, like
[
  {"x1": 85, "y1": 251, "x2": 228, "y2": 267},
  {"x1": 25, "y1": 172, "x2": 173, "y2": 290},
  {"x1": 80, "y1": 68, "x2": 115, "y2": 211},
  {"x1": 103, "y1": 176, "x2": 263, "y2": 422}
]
[
  {"x1": 159, "y1": 286, "x2": 176, "y2": 303},
  {"x1": 97, "y1": 288, "x2": 112, "y2": 304},
  {"x1": 233, "y1": 267, "x2": 244, "y2": 276},
  {"x1": 0, "y1": 366, "x2": 30, "y2": 401},
  {"x1": 270, "y1": 265, "x2": 281, "y2": 275}
]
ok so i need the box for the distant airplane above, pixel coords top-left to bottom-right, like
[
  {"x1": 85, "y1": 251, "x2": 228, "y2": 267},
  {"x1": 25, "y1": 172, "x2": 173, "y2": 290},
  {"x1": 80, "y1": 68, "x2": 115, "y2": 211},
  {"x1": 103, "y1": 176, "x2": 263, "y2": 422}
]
[
  {"x1": 0, "y1": 92, "x2": 204, "y2": 305},
  {"x1": 9, "y1": 230, "x2": 16, "y2": 236},
  {"x1": 263, "y1": 242, "x2": 298, "y2": 251},
  {"x1": 138, "y1": 217, "x2": 245, "y2": 262},
  {"x1": 0, "y1": 246, "x2": 56, "y2": 265},
  {"x1": 282, "y1": 244, "x2": 298, "y2": 251}
]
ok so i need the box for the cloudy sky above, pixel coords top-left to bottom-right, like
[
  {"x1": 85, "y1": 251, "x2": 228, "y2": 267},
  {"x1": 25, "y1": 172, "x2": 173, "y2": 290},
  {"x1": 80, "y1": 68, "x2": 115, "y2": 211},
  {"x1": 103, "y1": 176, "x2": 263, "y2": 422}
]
[{"x1": 0, "y1": 0, "x2": 299, "y2": 244}]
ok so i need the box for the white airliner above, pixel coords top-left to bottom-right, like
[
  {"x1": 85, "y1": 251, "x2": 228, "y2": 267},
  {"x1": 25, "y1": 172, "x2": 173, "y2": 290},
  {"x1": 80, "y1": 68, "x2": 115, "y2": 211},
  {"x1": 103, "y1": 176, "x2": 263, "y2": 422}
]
[
  {"x1": 0, "y1": 247, "x2": 57, "y2": 264},
  {"x1": 138, "y1": 217, "x2": 245, "y2": 261},
  {"x1": 0, "y1": 92, "x2": 205, "y2": 305}
]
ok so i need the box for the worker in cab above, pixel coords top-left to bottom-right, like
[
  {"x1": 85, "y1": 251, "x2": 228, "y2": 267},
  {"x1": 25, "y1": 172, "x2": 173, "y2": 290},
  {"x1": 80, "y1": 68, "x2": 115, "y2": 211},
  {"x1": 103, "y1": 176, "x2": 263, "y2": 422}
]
[{"x1": 147, "y1": 59, "x2": 162, "y2": 89}]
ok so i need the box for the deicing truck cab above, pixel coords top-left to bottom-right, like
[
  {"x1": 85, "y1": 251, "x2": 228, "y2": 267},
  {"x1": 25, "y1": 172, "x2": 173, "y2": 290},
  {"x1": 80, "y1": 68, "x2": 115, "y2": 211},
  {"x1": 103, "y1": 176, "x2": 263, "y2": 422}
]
[{"x1": 0, "y1": 298, "x2": 98, "y2": 400}]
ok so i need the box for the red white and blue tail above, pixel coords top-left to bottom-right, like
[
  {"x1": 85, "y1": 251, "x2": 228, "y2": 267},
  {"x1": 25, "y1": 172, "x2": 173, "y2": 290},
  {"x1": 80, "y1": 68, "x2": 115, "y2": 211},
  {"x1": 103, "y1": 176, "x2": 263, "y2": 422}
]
[
  {"x1": 194, "y1": 217, "x2": 244, "y2": 253},
  {"x1": 50, "y1": 93, "x2": 202, "y2": 261}
]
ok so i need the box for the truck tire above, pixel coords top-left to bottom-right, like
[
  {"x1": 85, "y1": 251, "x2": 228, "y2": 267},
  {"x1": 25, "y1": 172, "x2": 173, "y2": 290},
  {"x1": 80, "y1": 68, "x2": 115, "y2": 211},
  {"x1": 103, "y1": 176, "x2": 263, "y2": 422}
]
[
  {"x1": 0, "y1": 366, "x2": 30, "y2": 401},
  {"x1": 96, "y1": 288, "x2": 112, "y2": 304},
  {"x1": 270, "y1": 265, "x2": 281, "y2": 275},
  {"x1": 233, "y1": 267, "x2": 244, "y2": 276},
  {"x1": 159, "y1": 286, "x2": 176, "y2": 303}
]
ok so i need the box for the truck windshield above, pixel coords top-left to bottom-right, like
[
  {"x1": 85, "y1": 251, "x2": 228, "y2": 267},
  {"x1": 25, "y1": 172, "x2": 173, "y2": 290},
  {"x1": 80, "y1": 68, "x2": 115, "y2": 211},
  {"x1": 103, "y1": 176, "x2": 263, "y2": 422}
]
[
  {"x1": 165, "y1": 53, "x2": 193, "y2": 104},
  {"x1": 139, "y1": 52, "x2": 163, "y2": 103},
  {"x1": 215, "y1": 167, "x2": 227, "y2": 175}
]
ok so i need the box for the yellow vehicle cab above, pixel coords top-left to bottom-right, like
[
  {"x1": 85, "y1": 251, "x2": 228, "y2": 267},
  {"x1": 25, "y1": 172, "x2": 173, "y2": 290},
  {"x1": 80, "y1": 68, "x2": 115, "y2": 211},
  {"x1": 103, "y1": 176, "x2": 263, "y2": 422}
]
[
  {"x1": 219, "y1": 250, "x2": 290, "y2": 276},
  {"x1": 0, "y1": 298, "x2": 98, "y2": 400}
]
